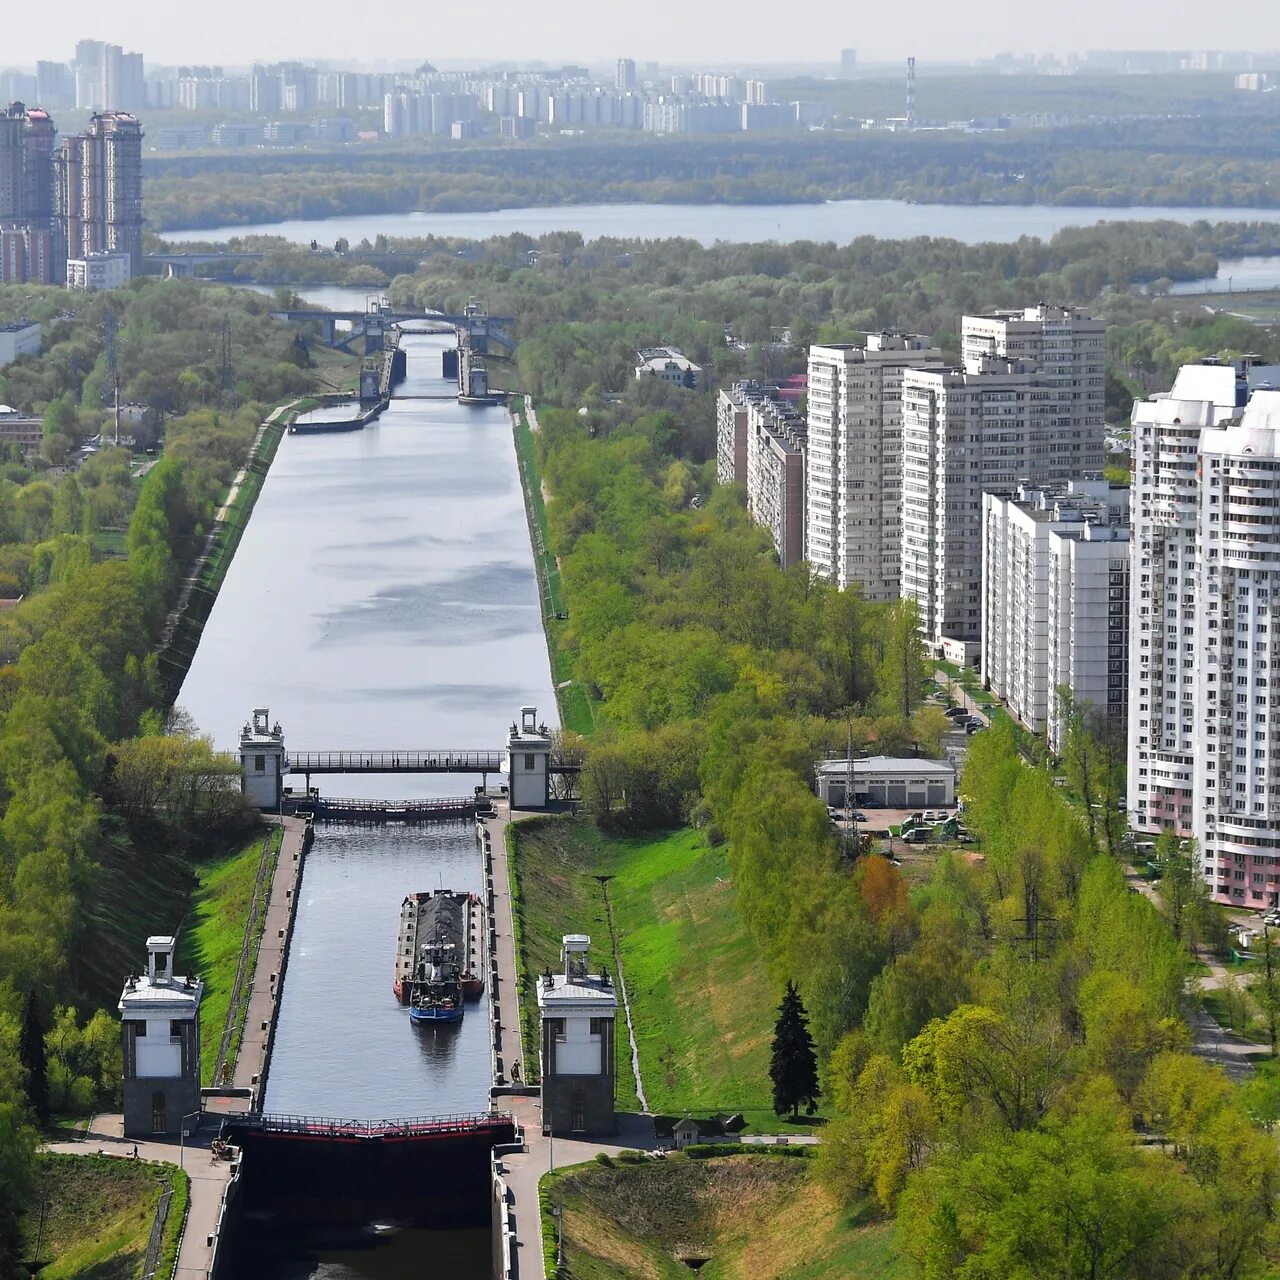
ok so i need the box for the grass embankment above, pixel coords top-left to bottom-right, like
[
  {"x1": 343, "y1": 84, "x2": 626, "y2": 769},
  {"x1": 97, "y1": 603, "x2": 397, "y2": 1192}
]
[
  {"x1": 541, "y1": 1154, "x2": 904, "y2": 1280},
  {"x1": 511, "y1": 403, "x2": 597, "y2": 736},
  {"x1": 74, "y1": 826, "x2": 196, "y2": 1011},
  {"x1": 179, "y1": 825, "x2": 283, "y2": 1084},
  {"x1": 510, "y1": 816, "x2": 806, "y2": 1129},
  {"x1": 21, "y1": 1153, "x2": 190, "y2": 1280}
]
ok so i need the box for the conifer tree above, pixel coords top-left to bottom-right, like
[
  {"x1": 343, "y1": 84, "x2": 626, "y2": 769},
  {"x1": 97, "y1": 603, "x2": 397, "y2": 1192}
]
[
  {"x1": 771, "y1": 980, "x2": 820, "y2": 1118},
  {"x1": 19, "y1": 991, "x2": 49, "y2": 1129}
]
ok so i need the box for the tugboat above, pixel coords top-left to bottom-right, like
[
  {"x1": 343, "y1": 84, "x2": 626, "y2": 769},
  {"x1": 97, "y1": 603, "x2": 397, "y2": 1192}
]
[{"x1": 408, "y1": 938, "x2": 464, "y2": 1025}]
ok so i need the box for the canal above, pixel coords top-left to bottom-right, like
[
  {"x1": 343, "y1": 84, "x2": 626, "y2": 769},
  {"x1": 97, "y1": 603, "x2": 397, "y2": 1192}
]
[{"x1": 177, "y1": 332, "x2": 555, "y2": 1277}]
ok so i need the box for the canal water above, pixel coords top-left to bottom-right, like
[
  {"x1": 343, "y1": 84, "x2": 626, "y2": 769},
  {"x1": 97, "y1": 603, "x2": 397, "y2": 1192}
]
[{"x1": 177, "y1": 333, "x2": 555, "y2": 1278}]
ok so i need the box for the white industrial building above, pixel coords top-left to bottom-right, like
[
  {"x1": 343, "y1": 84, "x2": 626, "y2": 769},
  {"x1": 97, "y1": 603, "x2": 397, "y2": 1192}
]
[
  {"x1": 815, "y1": 755, "x2": 955, "y2": 809},
  {"x1": 805, "y1": 334, "x2": 943, "y2": 600},
  {"x1": 0, "y1": 320, "x2": 40, "y2": 368},
  {"x1": 1127, "y1": 357, "x2": 1280, "y2": 907},
  {"x1": 981, "y1": 479, "x2": 1129, "y2": 752},
  {"x1": 66, "y1": 250, "x2": 131, "y2": 291},
  {"x1": 900, "y1": 306, "x2": 1106, "y2": 653}
]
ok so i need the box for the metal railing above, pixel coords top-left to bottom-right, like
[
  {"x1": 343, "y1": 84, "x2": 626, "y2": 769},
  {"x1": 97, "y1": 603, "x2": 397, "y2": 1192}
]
[
  {"x1": 289, "y1": 750, "x2": 504, "y2": 774},
  {"x1": 222, "y1": 1110, "x2": 512, "y2": 1139}
]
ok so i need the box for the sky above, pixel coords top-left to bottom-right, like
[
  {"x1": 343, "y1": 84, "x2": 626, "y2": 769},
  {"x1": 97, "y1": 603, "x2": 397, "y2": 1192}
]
[{"x1": 5, "y1": 0, "x2": 1280, "y2": 69}]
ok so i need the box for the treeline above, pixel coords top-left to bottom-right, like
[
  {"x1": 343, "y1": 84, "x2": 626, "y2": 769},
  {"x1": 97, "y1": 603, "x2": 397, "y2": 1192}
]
[
  {"x1": 811, "y1": 721, "x2": 1279, "y2": 1278},
  {"x1": 144, "y1": 127, "x2": 1280, "y2": 232},
  {"x1": 0, "y1": 279, "x2": 314, "y2": 430}
]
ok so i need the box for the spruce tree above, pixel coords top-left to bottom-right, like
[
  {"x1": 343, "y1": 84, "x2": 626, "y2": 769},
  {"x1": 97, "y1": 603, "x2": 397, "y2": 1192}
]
[
  {"x1": 770, "y1": 980, "x2": 820, "y2": 1118},
  {"x1": 19, "y1": 990, "x2": 49, "y2": 1129}
]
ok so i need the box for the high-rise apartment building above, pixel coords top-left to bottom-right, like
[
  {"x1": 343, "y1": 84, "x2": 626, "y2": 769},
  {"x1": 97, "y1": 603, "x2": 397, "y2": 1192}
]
[
  {"x1": 840, "y1": 49, "x2": 858, "y2": 79},
  {"x1": 718, "y1": 381, "x2": 806, "y2": 568},
  {"x1": 1127, "y1": 358, "x2": 1280, "y2": 906},
  {"x1": 806, "y1": 334, "x2": 943, "y2": 600},
  {"x1": 55, "y1": 112, "x2": 144, "y2": 283},
  {"x1": 74, "y1": 41, "x2": 145, "y2": 112},
  {"x1": 900, "y1": 305, "x2": 1106, "y2": 652},
  {"x1": 616, "y1": 58, "x2": 637, "y2": 92},
  {"x1": 981, "y1": 479, "x2": 1129, "y2": 752},
  {"x1": 0, "y1": 103, "x2": 57, "y2": 284}
]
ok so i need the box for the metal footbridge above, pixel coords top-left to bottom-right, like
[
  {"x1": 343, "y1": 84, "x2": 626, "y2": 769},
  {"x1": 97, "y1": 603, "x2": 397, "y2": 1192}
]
[{"x1": 289, "y1": 749, "x2": 505, "y2": 776}]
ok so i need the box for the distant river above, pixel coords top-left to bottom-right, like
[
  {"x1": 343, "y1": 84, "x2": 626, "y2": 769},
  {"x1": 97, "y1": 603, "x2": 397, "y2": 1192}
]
[{"x1": 163, "y1": 199, "x2": 1280, "y2": 249}]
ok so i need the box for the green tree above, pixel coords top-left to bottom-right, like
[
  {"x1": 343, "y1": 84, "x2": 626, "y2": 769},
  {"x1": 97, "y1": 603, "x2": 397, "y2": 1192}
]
[
  {"x1": 770, "y1": 980, "x2": 820, "y2": 1118},
  {"x1": 875, "y1": 598, "x2": 927, "y2": 718},
  {"x1": 18, "y1": 991, "x2": 48, "y2": 1129}
]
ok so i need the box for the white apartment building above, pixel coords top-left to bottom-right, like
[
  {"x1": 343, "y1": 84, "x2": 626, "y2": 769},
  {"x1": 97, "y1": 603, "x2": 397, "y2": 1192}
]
[
  {"x1": 805, "y1": 334, "x2": 943, "y2": 601},
  {"x1": 901, "y1": 305, "x2": 1106, "y2": 652},
  {"x1": 717, "y1": 381, "x2": 806, "y2": 568},
  {"x1": 1127, "y1": 358, "x2": 1280, "y2": 906},
  {"x1": 981, "y1": 479, "x2": 1129, "y2": 751},
  {"x1": 1196, "y1": 392, "x2": 1280, "y2": 906}
]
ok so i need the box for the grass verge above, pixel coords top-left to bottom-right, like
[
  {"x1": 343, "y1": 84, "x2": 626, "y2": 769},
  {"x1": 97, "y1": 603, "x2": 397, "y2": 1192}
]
[
  {"x1": 21, "y1": 1153, "x2": 176, "y2": 1280},
  {"x1": 511, "y1": 402, "x2": 597, "y2": 736},
  {"x1": 540, "y1": 1154, "x2": 905, "y2": 1280},
  {"x1": 509, "y1": 815, "x2": 814, "y2": 1129},
  {"x1": 178, "y1": 824, "x2": 283, "y2": 1084}
]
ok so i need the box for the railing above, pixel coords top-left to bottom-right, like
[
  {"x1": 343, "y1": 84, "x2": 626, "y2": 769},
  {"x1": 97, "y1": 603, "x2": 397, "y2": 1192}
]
[
  {"x1": 296, "y1": 795, "x2": 490, "y2": 823},
  {"x1": 289, "y1": 750, "x2": 505, "y2": 774},
  {"x1": 222, "y1": 1110, "x2": 513, "y2": 1139},
  {"x1": 140, "y1": 1179, "x2": 174, "y2": 1280}
]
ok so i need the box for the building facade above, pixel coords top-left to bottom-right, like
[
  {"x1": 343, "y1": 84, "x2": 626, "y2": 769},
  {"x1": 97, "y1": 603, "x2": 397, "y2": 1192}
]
[
  {"x1": 537, "y1": 935, "x2": 617, "y2": 1136},
  {"x1": 981, "y1": 479, "x2": 1129, "y2": 751},
  {"x1": 901, "y1": 306, "x2": 1106, "y2": 652},
  {"x1": 1127, "y1": 359, "x2": 1280, "y2": 905},
  {"x1": 1195, "y1": 391, "x2": 1280, "y2": 907},
  {"x1": 119, "y1": 936, "x2": 203, "y2": 1137},
  {"x1": 718, "y1": 381, "x2": 806, "y2": 567},
  {"x1": 634, "y1": 346, "x2": 701, "y2": 389},
  {"x1": 805, "y1": 334, "x2": 943, "y2": 600}
]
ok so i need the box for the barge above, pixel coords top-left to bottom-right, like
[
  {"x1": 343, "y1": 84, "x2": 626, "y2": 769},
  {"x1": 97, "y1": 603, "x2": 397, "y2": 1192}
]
[{"x1": 394, "y1": 890, "x2": 485, "y2": 1006}]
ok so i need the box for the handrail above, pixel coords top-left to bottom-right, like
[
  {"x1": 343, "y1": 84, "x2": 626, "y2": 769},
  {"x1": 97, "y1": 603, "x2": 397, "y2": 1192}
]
[{"x1": 221, "y1": 1110, "x2": 513, "y2": 1138}]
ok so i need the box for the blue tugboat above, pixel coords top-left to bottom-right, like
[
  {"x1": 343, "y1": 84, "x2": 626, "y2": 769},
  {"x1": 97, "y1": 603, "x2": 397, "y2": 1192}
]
[{"x1": 408, "y1": 939, "x2": 464, "y2": 1025}]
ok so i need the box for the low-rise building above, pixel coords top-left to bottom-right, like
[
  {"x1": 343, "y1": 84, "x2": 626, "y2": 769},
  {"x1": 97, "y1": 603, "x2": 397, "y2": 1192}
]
[
  {"x1": 815, "y1": 755, "x2": 956, "y2": 809},
  {"x1": 981, "y1": 478, "x2": 1130, "y2": 751},
  {"x1": 0, "y1": 405, "x2": 43, "y2": 453},
  {"x1": 0, "y1": 321, "x2": 41, "y2": 368},
  {"x1": 635, "y1": 346, "x2": 701, "y2": 390},
  {"x1": 66, "y1": 251, "x2": 131, "y2": 291}
]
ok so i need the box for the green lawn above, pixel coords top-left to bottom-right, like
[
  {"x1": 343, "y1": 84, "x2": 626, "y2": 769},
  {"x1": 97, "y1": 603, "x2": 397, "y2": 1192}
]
[
  {"x1": 178, "y1": 825, "x2": 282, "y2": 1084},
  {"x1": 509, "y1": 817, "x2": 808, "y2": 1129},
  {"x1": 21, "y1": 1153, "x2": 188, "y2": 1280}
]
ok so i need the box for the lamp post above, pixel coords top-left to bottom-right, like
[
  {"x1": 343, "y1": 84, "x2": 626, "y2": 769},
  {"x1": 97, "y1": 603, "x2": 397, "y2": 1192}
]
[
  {"x1": 179, "y1": 1111, "x2": 202, "y2": 1169},
  {"x1": 550, "y1": 1201, "x2": 564, "y2": 1272}
]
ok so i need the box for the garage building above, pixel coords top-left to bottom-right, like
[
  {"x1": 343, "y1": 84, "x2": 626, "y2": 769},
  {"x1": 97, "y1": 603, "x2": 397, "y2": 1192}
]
[{"x1": 816, "y1": 756, "x2": 956, "y2": 810}]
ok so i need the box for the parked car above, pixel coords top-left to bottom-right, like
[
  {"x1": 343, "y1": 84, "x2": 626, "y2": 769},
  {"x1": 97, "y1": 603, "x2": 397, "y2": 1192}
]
[
  {"x1": 945, "y1": 707, "x2": 969, "y2": 721},
  {"x1": 903, "y1": 829, "x2": 930, "y2": 844},
  {"x1": 923, "y1": 810, "x2": 946, "y2": 823},
  {"x1": 853, "y1": 812, "x2": 868, "y2": 823},
  {"x1": 966, "y1": 723, "x2": 984, "y2": 735}
]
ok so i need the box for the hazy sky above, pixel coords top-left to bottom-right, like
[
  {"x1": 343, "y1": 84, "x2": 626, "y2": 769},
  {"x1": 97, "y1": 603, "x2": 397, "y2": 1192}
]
[{"x1": 5, "y1": 0, "x2": 1280, "y2": 68}]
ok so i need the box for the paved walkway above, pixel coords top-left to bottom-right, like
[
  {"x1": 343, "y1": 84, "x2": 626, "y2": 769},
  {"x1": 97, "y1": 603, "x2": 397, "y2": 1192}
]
[
  {"x1": 45, "y1": 1114, "x2": 232, "y2": 1280},
  {"x1": 234, "y1": 817, "x2": 308, "y2": 1098},
  {"x1": 482, "y1": 805, "x2": 523, "y2": 1089}
]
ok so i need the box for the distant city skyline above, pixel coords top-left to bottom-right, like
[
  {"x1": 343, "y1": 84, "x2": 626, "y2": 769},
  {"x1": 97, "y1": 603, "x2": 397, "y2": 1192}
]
[{"x1": 3, "y1": 0, "x2": 1280, "y2": 70}]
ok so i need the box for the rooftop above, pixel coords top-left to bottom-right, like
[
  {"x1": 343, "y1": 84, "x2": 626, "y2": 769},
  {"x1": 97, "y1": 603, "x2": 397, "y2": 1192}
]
[{"x1": 817, "y1": 756, "x2": 956, "y2": 778}]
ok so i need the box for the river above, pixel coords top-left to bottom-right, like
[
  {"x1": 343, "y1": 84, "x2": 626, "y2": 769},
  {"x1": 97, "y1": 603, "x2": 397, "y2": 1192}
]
[
  {"x1": 163, "y1": 197, "x2": 1280, "y2": 250},
  {"x1": 176, "y1": 334, "x2": 554, "y2": 1277}
]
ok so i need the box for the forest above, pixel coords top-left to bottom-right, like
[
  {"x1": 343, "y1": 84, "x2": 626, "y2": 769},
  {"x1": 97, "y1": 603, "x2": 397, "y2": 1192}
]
[
  {"x1": 0, "y1": 280, "x2": 323, "y2": 1277},
  {"x1": 143, "y1": 119, "x2": 1280, "y2": 232}
]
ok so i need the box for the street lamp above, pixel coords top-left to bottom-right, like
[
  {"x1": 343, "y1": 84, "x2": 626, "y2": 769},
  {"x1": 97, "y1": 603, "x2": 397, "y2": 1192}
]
[
  {"x1": 179, "y1": 1111, "x2": 202, "y2": 1169},
  {"x1": 550, "y1": 1201, "x2": 564, "y2": 1272}
]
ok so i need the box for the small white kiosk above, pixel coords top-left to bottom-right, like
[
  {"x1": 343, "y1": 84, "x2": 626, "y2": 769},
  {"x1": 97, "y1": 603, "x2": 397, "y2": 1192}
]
[
  {"x1": 119, "y1": 936, "x2": 204, "y2": 1137},
  {"x1": 240, "y1": 707, "x2": 287, "y2": 811},
  {"x1": 506, "y1": 706, "x2": 551, "y2": 810}
]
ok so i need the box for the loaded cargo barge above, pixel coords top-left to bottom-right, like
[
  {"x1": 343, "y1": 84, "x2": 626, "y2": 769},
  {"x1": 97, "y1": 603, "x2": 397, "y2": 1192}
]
[{"x1": 394, "y1": 890, "x2": 485, "y2": 1005}]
